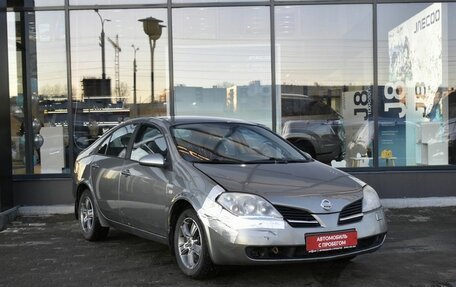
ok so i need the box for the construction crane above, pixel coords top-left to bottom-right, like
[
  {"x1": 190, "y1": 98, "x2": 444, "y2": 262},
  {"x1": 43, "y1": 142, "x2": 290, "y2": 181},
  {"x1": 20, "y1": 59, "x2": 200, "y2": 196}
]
[{"x1": 107, "y1": 34, "x2": 122, "y2": 102}]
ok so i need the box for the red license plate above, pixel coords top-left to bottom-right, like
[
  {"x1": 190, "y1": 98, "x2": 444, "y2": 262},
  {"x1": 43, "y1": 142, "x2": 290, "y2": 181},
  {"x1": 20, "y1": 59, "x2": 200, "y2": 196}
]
[{"x1": 306, "y1": 230, "x2": 357, "y2": 253}]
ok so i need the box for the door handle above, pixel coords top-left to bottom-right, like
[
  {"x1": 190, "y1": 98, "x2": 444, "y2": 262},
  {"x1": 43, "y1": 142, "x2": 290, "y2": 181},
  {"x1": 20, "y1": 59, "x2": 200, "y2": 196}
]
[
  {"x1": 91, "y1": 163, "x2": 100, "y2": 169},
  {"x1": 121, "y1": 169, "x2": 131, "y2": 177}
]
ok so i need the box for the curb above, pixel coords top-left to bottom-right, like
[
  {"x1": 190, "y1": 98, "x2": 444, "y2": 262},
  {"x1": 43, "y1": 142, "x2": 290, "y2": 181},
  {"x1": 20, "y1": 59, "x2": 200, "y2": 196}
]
[
  {"x1": 18, "y1": 205, "x2": 74, "y2": 216},
  {"x1": 0, "y1": 207, "x2": 19, "y2": 231},
  {"x1": 381, "y1": 197, "x2": 456, "y2": 208}
]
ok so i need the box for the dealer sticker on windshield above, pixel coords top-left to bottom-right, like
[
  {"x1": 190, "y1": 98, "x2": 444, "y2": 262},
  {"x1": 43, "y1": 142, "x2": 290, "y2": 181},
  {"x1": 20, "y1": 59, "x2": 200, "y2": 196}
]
[{"x1": 305, "y1": 230, "x2": 357, "y2": 253}]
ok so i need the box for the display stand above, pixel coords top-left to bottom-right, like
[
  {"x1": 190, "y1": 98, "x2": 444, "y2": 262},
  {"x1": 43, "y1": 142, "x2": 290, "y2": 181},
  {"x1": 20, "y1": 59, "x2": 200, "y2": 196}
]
[
  {"x1": 416, "y1": 122, "x2": 448, "y2": 165},
  {"x1": 40, "y1": 126, "x2": 65, "y2": 173}
]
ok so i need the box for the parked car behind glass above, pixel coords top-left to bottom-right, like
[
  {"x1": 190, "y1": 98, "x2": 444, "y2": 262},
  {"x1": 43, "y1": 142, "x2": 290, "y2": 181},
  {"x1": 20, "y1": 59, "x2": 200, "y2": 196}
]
[
  {"x1": 281, "y1": 94, "x2": 345, "y2": 164},
  {"x1": 73, "y1": 116, "x2": 386, "y2": 279}
]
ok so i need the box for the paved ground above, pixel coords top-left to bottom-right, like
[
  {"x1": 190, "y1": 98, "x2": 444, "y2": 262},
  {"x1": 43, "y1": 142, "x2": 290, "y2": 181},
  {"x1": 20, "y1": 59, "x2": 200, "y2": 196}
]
[{"x1": 0, "y1": 207, "x2": 455, "y2": 287}]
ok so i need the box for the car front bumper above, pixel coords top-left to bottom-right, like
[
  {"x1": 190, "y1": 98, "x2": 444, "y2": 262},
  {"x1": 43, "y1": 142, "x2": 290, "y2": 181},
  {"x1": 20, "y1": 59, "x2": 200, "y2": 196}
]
[{"x1": 200, "y1": 207, "x2": 387, "y2": 265}]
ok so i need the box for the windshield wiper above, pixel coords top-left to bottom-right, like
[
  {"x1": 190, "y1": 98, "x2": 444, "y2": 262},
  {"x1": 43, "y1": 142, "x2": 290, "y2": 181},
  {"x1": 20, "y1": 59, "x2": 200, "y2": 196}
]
[
  {"x1": 243, "y1": 158, "x2": 289, "y2": 164},
  {"x1": 194, "y1": 157, "x2": 309, "y2": 164},
  {"x1": 284, "y1": 159, "x2": 311, "y2": 163},
  {"x1": 243, "y1": 158, "x2": 312, "y2": 164},
  {"x1": 194, "y1": 157, "x2": 244, "y2": 164}
]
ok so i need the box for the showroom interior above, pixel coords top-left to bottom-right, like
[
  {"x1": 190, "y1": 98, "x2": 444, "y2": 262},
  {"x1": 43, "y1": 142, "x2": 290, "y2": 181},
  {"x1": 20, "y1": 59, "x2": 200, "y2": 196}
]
[{"x1": 1, "y1": 0, "x2": 456, "y2": 214}]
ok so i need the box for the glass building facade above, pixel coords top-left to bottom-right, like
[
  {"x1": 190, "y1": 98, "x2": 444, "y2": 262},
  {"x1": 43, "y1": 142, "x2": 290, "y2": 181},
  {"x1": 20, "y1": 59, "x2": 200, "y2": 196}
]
[{"x1": 1, "y1": 0, "x2": 456, "y2": 209}]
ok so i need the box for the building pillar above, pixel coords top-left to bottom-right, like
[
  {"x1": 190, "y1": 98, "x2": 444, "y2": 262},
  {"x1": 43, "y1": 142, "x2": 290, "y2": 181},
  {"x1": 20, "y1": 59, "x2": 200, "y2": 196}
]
[{"x1": 0, "y1": 0, "x2": 14, "y2": 212}]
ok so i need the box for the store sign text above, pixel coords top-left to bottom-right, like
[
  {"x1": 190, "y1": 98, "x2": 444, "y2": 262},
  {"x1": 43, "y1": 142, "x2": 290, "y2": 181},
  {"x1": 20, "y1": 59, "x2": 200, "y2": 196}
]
[
  {"x1": 414, "y1": 9, "x2": 440, "y2": 34},
  {"x1": 353, "y1": 89, "x2": 372, "y2": 120},
  {"x1": 384, "y1": 82, "x2": 406, "y2": 118}
]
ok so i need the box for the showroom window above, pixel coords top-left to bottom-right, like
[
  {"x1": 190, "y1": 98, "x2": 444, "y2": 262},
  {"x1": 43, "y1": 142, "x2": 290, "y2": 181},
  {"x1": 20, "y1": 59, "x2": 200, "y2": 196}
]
[
  {"x1": 6, "y1": 0, "x2": 64, "y2": 7},
  {"x1": 69, "y1": 0, "x2": 165, "y2": 5},
  {"x1": 35, "y1": 0, "x2": 63, "y2": 6},
  {"x1": 8, "y1": 11, "x2": 69, "y2": 175},
  {"x1": 275, "y1": 4, "x2": 373, "y2": 167},
  {"x1": 173, "y1": 0, "x2": 263, "y2": 3},
  {"x1": 70, "y1": 9, "x2": 169, "y2": 157},
  {"x1": 6, "y1": 0, "x2": 456, "y2": 177},
  {"x1": 378, "y1": 3, "x2": 456, "y2": 167},
  {"x1": 172, "y1": 7, "x2": 272, "y2": 128}
]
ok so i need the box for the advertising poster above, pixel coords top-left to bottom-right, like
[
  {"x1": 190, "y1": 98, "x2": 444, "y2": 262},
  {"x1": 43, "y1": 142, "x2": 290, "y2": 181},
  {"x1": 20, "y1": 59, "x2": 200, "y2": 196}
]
[
  {"x1": 381, "y1": 3, "x2": 448, "y2": 166},
  {"x1": 378, "y1": 83, "x2": 407, "y2": 167},
  {"x1": 342, "y1": 87, "x2": 373, "y2": 167}
]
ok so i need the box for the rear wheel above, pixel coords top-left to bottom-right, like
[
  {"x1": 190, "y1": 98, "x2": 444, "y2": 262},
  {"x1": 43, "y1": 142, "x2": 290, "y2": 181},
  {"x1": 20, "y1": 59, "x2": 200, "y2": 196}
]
[
  {"x1": 174, "y1": 208, "x2": 214, "y2": 279},
  {"x1": 78, "y1": 190, "x2": 109, "y2": 241}
]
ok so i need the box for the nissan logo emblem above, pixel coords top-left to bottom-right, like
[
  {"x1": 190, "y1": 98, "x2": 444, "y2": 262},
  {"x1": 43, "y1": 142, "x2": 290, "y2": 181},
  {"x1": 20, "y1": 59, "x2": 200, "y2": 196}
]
[{"x1": 321, "y1": 199, "x2": 332, "y2": 211}]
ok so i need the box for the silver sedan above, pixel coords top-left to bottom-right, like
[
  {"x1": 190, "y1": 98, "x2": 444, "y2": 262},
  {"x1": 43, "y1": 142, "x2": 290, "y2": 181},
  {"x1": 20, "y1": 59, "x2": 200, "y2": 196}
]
[{"x1": 73, "y1": 116, "x2": 387, "y2": 278}]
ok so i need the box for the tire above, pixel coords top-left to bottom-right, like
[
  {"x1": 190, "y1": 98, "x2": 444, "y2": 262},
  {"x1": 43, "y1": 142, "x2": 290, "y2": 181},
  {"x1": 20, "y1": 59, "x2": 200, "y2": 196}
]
[
  {"x1": 174, "y1": 208, "x2": 215, "y2": 279},
  {"x1": 78, "y1": 190, "x2": 109, "y2": 241}
]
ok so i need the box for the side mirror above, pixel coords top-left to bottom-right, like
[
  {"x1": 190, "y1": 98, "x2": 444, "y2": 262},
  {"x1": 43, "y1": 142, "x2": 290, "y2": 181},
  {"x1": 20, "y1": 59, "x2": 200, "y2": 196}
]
[{"x1": 139, "y1": 153, "x2": 165, "y2": 167}]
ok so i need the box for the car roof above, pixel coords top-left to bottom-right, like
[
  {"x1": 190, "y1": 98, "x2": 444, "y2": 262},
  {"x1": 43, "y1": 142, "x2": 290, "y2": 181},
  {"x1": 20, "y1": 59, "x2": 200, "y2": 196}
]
[{"x1": 141, "y1": 116, "x2": 258, "y2": 126}]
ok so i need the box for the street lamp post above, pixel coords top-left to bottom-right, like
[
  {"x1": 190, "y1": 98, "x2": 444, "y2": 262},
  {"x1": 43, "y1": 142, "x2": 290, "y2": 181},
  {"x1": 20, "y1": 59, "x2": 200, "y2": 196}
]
[
  {"x1": 138, "y1": 17, "x2": 165, "y2": 104},
  {"x1": 94, "y1": 9, "x2": 111, "y2": 80},
  {"x1": 132, "y1": 44, "x2": 139, "y2": 116}
]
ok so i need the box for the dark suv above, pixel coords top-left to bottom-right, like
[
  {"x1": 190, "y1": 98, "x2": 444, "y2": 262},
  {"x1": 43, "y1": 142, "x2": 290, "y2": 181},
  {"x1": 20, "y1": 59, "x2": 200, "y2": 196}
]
[{"x1": 281, "y1": 94, "x2": 345, "y2": 164}]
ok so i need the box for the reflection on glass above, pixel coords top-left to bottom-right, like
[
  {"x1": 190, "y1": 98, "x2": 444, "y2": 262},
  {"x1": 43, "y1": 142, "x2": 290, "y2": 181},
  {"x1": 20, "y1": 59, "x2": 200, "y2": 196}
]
[
  {"x1": 70, "y1": 0, "x2": 165, "y2": 5},
  {"x1": 8, "y1": 12, "x2": 26, "y2": 175},
  {"x1": 173, "y1": 0, "x2": 261, "y2": 3},
  {"x1": 275, "y1": 5, "x2": 373, "y2": 167},
  {"x1": 7, "y1": 0, "x2": 64, "y2": 7},
  {"x1": 35, "y1": 0, "x2": 63, "y2": 6},
  {"x1": 70, "y1": 9, "x2": 168, "y2": 157},
  {"x1": 131, "y1": 126, "x2": 167, "y2": 161},
  {"x1": 8, "y1": 11, "x2": 69, "y2": 175},
  {"x1": 378, "y1": 3, "x2": 456, "y2": 167},
  {"x1": 105, "y1": 124, "x2": 136, "y2": 158},
  {"x1": 172, "y1": 123, "x2": 307, "y2": 163},
  {"x1": 173, "y1": 7, "x2": 272, "y2": 127}
]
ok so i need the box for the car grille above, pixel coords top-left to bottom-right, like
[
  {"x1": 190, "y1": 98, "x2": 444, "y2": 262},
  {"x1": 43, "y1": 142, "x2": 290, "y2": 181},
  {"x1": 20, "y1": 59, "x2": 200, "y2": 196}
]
[
  {"x1": 274, "y1": 205, "x2": 320, "y2": 227},
  {"x1": 338, "y1": 199, "x2": 363, "y2": 225}
]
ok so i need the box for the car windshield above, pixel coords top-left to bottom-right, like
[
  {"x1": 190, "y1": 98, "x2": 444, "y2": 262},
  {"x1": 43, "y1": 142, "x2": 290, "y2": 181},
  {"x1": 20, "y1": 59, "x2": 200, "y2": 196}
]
[{"x1": 171, "y1": 123, "x2": 309, "y2": 163}]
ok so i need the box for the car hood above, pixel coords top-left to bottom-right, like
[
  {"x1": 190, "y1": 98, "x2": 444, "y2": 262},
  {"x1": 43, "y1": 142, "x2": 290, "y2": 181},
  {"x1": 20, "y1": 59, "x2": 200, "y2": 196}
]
[{"x1": 194, "y1": 161, "x2": 363, "y2": 213}]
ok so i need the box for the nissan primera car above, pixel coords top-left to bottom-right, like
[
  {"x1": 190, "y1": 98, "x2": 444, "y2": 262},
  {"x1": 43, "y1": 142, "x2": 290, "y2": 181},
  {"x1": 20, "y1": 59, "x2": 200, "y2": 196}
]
[{"x1": 73, "y1": 116, "x2": 387, "y2": 278}]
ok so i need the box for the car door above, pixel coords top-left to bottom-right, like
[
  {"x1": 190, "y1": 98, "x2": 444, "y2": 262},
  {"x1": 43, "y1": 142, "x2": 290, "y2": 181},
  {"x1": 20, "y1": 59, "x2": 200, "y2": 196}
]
[
  {"x1": 118, "y1": 124, "x2": 171, "y2": 236},
  {"x1": 91, "y1": 124, "x2": 136, "y2": 222}
]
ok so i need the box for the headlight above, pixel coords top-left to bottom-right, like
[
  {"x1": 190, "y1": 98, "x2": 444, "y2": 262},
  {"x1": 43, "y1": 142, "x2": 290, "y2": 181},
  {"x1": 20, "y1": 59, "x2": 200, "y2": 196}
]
[
  {"x1": 217, "y1": 193, "x2": 282, "y2": 218},
  {"x1": 362, "y1": 185, "x2": 381, "y2": 212}
]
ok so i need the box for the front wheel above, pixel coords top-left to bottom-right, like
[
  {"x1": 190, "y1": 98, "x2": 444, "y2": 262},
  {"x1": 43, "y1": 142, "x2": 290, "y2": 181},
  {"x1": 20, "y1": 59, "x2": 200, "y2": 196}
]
[
  {"x1": 174, "y1": 208, "x2": 215, "y2": 279},
  {"x1": 78, "y1": 190, "x2": 109, "y2": 241}
]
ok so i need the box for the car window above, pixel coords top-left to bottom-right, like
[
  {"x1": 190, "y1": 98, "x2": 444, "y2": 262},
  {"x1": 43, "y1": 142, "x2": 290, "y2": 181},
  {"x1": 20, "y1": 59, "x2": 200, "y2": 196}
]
[
  {"x1": 97, "y1": 135, "x2": 111, "y2": 155},
  {"x1": 130, "y1": 125, "x2": 168, "y2": 162},
  {"x1": 105, "y1": 124, "x2": 136, "y2": 158},
  {"x1": 237, "y1": 127, "x2": 286, "y2": 159},
  {"x1": 171, "y1": 123, "x2": 308, "y2": 163}
]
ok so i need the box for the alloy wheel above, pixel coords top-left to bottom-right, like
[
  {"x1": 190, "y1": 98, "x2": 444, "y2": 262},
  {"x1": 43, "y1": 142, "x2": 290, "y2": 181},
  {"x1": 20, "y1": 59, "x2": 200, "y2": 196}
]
[
  {"x1": 80, "y1": 196, "x2": 94, "y2": 233},
  {"x1": 177, "y1": 217, "x2": 202, "y2": 270}
]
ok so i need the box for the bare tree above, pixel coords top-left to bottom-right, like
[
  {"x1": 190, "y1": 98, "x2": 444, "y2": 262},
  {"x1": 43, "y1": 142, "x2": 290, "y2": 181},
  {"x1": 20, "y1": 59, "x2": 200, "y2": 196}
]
[{"x1": 118, "y1": 82, "x2": 130, "y2": 104}]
